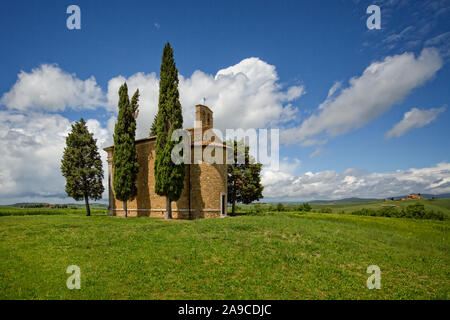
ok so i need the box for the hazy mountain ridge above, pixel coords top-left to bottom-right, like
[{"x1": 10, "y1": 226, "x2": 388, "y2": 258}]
[{"x1": 305, "y1": 193, "x2": 450, "y2": 204}]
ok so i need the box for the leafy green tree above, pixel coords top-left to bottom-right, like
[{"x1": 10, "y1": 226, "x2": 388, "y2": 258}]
[
  {"x1": 227, "y1": 140, "x2": 264, "y2": 215},
  {"x1": 276, "y1": 203, "x2": 284, "y2": 212},
  {"x1": 113, "y1": 83, "x2": 140, "y2": 218},
  {"x1": 61, "y1": 119, "x2": 104, "y2": 216},
  {"x1": 154, "y1": 42, "x2": 185, "y2": 219},
  {"x1": 302, "y1": 203, "x2": 312, "y2": 212},
  {"x1": 404, "y1": 203, "x2": 425, "y2": 219}
]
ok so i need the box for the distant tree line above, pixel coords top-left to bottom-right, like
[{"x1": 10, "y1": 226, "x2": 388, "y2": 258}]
[
  {"x1": 231, "y1": 202, "x2": 446, "y2": 221},
  {"x1": 231, "y1": 202, "x2": 312, "y2": 215},
  {"x1": 347, "y1": 203, "x2": 445, "y2": 220},
  {"x1": 227, "y1": 140, "x2": 264, "y2": 215},
  {"x1": 17, "y1": 203, "x2": 70, "y2": 209}
]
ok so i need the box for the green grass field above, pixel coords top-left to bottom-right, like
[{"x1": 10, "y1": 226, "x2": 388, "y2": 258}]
[
  {"x1": 0, "y1": 206, "x2": 449, "y2": 299},
  {"x1": 0, "y1": 206, "x2": 106, "y2": 217}
]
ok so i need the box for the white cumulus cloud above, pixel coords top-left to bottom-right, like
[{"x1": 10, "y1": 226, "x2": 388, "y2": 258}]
[
  {"x1": 262, "y1": 161, "x2": 450, "y2": 201},
  {"x1": 0, "y1": 111, "x2": 110, "y2": 204},
  {"x1": 386, "y1": 106, "x2": 446, "y2": 139},
  {"x1": 106, "y1": 72, "x2": 160, "y2": 139},
  {"x1": 2, "y1": 58, "x2": 305, "y2": 141},
  {"x1": 0, "y1": 64, "x2": 104, "y2": 111},
  {"x1": 281, "y1": 48, "x2": 443, "y2": 145},
  {"x1": 106, "y1": 57, "x2": 305, "y2": 140}
]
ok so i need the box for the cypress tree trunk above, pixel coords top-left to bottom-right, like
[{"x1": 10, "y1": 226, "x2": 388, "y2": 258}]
[
  {"x1": 123, "y1": 201, "x2": 127, "y2": 218},
  {"x1": 84, "y1": 194, "x2": 91, "y2": 217},
  {"x1": 231, "y1": 181, "x2": 236, "y2": 215},
  {"x1": 166, "y1": 197, "x2": 172, "y2": 219},
  {"x1": 154, "y1": 43, "x2": 185, "y2": 220}
]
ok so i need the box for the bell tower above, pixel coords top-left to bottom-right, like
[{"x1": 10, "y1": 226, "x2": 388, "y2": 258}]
[{"x1": 195, "y1": 104, "x2": 213, "y2": 130}]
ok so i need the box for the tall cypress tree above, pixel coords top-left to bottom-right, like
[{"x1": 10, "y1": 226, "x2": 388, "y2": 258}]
[
  {"x1": 154, "y1": 42, "x2": 185, "y2": 219},
  {"x1": 150, "y1": 115, "x2": 157, "y2": 136},
  {"x1": 113, "y1": 83, "x2": 139, "y2": 218},
  {"x1": 130, "y1": 89, "x2": 140, "y2": 121},
  {"x1": 61, "y1": 119, "x2": 104, "y2": 216}
]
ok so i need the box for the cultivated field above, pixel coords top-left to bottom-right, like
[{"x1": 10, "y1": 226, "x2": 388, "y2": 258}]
[{"x1": 0, "y1": 204, "x2": 449, "y2": 299}]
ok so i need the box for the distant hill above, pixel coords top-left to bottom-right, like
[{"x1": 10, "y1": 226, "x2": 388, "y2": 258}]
[
  {"x1": 307, "y1": 193, "x2": 450, "y2": 204},
  {"x1": 392, "y1": 193, "x2": 450, "y2": 200},
  {"x1": 308, "y1": 197, "x2": 380, "y2": 205}
]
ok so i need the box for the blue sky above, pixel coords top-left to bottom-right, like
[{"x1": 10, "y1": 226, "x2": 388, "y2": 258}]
[{"x1": 0, "y1": 0, "x2": 449, "y2": 203}]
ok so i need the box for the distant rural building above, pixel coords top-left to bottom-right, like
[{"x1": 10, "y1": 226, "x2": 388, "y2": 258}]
[
  {"x1": 404, "y1": 193, "x2": 423, "y2": 200},
  {"x1": 104, "y1": 104, "x2": 228, "y2": 219},
  {"x1": 385, "y1": 194, "x2": 423, "y2": 201}
]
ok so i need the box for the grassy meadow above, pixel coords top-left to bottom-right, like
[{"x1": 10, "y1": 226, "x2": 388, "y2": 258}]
[
  {"x1": 0, "y1": 201, "x2": 449, "y2": 300},
  {"x1": 236, "y1": 199, "x2": 450, "y2": 220}
]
